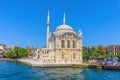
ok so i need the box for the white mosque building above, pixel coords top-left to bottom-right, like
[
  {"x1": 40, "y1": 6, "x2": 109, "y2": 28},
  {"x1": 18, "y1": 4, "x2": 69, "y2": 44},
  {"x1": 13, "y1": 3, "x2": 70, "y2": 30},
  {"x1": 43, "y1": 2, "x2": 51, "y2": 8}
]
[{"x1": 33, "y1": 11, "x2": 83, "y2": 64}]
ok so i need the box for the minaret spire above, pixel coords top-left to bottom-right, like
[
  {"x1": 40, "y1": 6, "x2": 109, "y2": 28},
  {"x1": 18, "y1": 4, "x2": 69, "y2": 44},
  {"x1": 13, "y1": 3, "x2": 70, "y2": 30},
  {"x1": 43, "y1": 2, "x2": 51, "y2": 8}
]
[
  {"x1": 78, "y1": 29, "x2": 82, "y2": 38},
  {"x1": 78, "y1": 29, "x2": 81, "y2": 33},
  {"x1": 46, "y1": 10, "x2": 50, "y2": 48},
  {"x1": 47, "y1": 10, "x2": 50, "y2": 23},
  {"x1": 63, "y1": 12, "x2": 66, "y2": 24}
]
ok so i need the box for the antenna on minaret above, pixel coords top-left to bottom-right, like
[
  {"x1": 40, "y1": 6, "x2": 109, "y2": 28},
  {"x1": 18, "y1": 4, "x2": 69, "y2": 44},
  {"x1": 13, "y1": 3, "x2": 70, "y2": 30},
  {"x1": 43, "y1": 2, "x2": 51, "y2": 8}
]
[{"x1": 63, "y1": 12, "x2": 66, "y2": 24}]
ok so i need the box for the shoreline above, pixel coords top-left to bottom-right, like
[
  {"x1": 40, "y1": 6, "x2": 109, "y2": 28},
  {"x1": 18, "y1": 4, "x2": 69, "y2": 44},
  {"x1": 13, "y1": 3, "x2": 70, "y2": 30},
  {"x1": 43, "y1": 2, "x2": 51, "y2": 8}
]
[
  {"x1": 0, "y1": 58, "x2": 18, "y2": 61},
  {"x1": 0, "y1": 58, "x2": 89, "y2": 68}
]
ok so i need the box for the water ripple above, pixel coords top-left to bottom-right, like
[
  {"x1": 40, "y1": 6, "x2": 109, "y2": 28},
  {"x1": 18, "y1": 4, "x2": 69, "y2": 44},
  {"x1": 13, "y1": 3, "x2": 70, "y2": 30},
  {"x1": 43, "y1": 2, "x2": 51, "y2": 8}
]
[{"x1": 1, "y1": 61, "x2": 120, "y2": 80}]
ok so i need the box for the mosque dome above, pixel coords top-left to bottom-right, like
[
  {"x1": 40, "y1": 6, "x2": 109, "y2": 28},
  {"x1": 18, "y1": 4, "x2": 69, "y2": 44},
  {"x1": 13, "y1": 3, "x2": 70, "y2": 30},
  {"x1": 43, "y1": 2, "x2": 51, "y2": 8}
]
[
  {"x1": 53, "y1": 24, "x2": 76, "y2": 36},
  {"x1": 53, "y1": 13, "x2": 76, "y2": 36},
  {"x1": 56, "y1": 24, "x2": 73, "y2": 30}
]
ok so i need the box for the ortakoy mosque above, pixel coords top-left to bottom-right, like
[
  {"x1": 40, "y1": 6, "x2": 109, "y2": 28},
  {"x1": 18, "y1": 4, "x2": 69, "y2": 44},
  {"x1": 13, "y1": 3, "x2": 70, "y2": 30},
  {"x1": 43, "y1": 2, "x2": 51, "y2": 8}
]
[{"x1": 33, "y1": 11, "x2": 83, "y2": 64}]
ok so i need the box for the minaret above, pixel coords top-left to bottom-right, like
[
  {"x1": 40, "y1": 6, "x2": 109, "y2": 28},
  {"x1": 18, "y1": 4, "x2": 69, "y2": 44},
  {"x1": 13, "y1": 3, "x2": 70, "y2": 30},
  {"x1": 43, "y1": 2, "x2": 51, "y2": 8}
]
[
  {"x1": 78, "y1": 29, "x2": 82, "y2": 38},
  {"x1": 46, "y1": 11, "x2": 50, "y2": 48},
  {"x1": 63, "y1": 13, "x2": 66, "y2": 24}
]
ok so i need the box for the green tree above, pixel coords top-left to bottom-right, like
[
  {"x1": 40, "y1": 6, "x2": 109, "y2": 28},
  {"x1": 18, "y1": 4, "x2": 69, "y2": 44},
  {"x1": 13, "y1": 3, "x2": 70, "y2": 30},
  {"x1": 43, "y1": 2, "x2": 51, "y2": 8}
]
[
  {"x1": 104, "y1": 53, "x2": 110, "y2": 58},
  {"x1": 18, "y1": 48, "x2": 28, "y2": 58},
  {"x1": 6, "y1": 50, "x2": 17, "y2": 58},
  {"x1": 83, "y1": 47, "x2": 99, "y2": 61},
  {"x1": 27, "y1": 47, "x2": 33, "y2": 56},
  {"x1": 5, "y1": 47, "x2": 28, "y2": 58},
  {"x1": 83, "y1": 46, "x2": 106, "y2": 62},
  {"x1": 96, "y1": 45, "x2": 106, "y2": 58},
  {"x1": 83, "y1": 47, "x2": 90, "y2": 61},
  {"x1": 89, "y1": 47, "x2": 96, "y2": 59},
  {"x1": 116, "y1": 52, "x2": 120, "y2": 59}
]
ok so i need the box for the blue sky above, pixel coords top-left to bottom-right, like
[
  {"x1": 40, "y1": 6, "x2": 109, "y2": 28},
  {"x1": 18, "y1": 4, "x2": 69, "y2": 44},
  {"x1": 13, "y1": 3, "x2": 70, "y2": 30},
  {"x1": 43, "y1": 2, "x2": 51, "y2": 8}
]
[{"x1": 0, "y1": 0, "x2": 120, "y2": 48}]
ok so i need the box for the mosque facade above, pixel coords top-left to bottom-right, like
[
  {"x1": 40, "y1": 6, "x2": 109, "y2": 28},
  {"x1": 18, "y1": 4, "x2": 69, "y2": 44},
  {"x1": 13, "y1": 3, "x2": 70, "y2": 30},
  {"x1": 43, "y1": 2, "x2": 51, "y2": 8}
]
[{"x1": 33, "y1": 11, "x2": 83, "y2": 64}]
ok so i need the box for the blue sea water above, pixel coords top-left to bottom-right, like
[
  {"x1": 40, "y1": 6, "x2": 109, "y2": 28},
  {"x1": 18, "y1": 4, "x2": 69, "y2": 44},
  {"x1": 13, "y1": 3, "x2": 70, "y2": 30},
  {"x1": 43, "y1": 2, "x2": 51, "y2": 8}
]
[{"x1": 0, "y1": 60, "x2": 120, "y2": 80}]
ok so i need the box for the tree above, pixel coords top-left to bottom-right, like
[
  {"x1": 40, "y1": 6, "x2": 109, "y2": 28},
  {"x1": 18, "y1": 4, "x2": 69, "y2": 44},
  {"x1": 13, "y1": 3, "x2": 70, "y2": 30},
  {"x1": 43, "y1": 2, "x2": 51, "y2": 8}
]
[
  {"x1": 6, "y1": 50, "x2": 17, "y2": 58},
  {"x1": 83, "y1": 47, "x2": 90, "y2": 61},
  {"x1": 83, "y1": 46, "x2": 107, "y2": 62},
  {"x1": 116, "y1": 52, "x2": 120, "y2": 59},
  {"x1": 89, "y1": 47, "x2": 96, "y2": 59},
  {"x1": 18, "y1": 48, "x2": 28, "y2": 58},
  {"x1": 96, "y1": 45, "x2": 106, "y2": 59},
  {"x1": 83, "y1": 47, "x2": 100, "y2": 61},
  {"x1": 104, "y1": 53, "x2": 110, "y2": 58},
  {"x1": 27, "y1": 47, "x2": 33, "y2": 57},
  {"x1": 5, "y1": 47, "x2": 28, "y2": 58}
]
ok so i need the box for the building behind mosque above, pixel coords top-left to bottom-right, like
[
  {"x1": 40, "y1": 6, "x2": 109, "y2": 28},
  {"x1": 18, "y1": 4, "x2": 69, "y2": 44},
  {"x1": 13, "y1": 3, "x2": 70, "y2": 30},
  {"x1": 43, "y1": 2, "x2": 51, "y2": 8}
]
[{"x1": 33, "y1": 11, "x2": 83, "y2": 64}]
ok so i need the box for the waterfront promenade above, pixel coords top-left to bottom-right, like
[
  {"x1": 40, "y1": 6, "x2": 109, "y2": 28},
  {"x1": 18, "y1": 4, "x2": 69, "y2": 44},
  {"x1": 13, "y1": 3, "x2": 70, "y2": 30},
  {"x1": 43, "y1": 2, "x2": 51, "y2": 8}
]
[{"x1": 18, "y1": 59, "x2": 88, "y2": 68}]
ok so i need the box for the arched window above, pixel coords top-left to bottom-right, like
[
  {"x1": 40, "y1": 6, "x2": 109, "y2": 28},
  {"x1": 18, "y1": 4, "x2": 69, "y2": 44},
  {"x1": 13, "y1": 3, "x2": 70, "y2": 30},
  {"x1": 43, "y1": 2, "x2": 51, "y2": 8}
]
[
  {"x1": 61, "y1": 53, "x2": 64, "y2": 59},
  {"x1": 67, "y1": 40, "x2": 70, "y2": 48},
  {"x1": 73, "y1": 40, "x2": 76, "y2": 48},
  {"x1": 73, "y1": 53, "x2": 76, "y2": 59},
  {"x1": 61, "y1": 40, "x2": 65, "y2": 48}
]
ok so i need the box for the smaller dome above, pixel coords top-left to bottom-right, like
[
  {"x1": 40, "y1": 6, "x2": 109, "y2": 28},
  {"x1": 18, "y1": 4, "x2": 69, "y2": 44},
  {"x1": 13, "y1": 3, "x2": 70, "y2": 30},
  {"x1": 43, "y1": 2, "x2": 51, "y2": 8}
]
[{"x1": 56, "y1": 24, "x2": 73, "y2": 30}]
